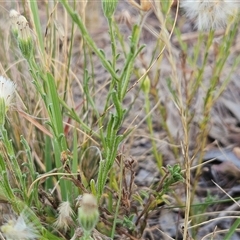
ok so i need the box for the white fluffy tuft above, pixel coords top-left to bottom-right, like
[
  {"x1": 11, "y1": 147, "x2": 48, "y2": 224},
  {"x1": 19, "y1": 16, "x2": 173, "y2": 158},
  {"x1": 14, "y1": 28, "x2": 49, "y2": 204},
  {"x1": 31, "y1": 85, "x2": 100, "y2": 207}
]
[{"x1": 181, "y1": 0, "x2": 240, "y2": 30}]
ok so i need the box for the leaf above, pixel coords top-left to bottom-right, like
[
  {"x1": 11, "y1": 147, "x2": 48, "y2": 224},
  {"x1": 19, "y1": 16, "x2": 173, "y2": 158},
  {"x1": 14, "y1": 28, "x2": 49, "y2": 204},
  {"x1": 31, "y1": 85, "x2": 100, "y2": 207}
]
[{"x1": 16, "y1": 109, "x2": 52, "y2": 138}]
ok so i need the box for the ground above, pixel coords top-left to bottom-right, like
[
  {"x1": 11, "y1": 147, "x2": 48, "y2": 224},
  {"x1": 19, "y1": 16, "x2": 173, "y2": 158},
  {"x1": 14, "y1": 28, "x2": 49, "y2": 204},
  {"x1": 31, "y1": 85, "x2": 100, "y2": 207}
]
[{"x1": 1, "y1": 1, "x2": 240, "y2": 240}]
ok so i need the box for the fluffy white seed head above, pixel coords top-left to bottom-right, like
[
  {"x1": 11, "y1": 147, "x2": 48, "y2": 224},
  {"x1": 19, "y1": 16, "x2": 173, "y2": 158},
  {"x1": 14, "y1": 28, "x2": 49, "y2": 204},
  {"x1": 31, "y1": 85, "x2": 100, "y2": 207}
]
[
  {"x1": 0, "y1": 76, "x2": 15, "y2": 109},
  {"x1": 54, "y1": 201, "x2": 74, "y2": 232},
  {"x1": 9, "y1": 9, "x2": 20, "y2": 19},
  {"x1": 181, "y1": 0, "x2": 240, "y2": 30},
  {"x1": 1, "y1": 214, "x2": 39, "y2": 240}
]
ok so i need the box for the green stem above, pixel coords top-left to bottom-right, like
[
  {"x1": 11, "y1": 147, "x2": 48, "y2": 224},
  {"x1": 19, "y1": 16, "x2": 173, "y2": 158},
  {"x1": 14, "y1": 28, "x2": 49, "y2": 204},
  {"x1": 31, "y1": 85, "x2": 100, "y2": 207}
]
[
  {"x1": 111, "y1": 157, "x2": 123, "y2": 238},
  {"x1": 144, "y1": 92, "x2": 163, "y2": 171},
  {"x1": 0, "y1": 125, "x2": 27, "y2": 200},
  {"x1": 119, "y1": 25, "x2": 141, "y2": 100},
  {"x1": 108, "y1": 18, "x2": 116, "y2": 71},
  {"x1": 59, "y1": 0, "x2": 119, "y2": 80},
  {"x1": 28, "y1": 1, "x2": 44, "y2": 54}
]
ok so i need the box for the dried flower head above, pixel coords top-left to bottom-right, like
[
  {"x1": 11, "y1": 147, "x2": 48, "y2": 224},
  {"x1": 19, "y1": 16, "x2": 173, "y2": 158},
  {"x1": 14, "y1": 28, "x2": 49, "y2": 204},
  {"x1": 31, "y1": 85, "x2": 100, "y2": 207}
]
[
  {"x1": 77, "y1": 194, "x2": 99, "y2": 234},
  {"x1": 54, "y1": 201, "x2": 74, "y2": 232},
  {"x1": 127, "y1": 0, "x2": 151, "y2": 11},
  {"x1": 17, "y1": 15, "x2": 31, "y2": 41},
  {"x1": 181, "y1": 0, "x2": 240, "y2": 30},
  {"x1": 116, "y1": 10, "x2": 132, "y2": 29},
  {"x1": 9, "y1": 9, "x2": 20, "y2": 38},
  {"x1": 16, "y1": 15, "x2": 33, "y2": 60},
  {"x1": 1, "y1": 213, "x2": 39, "y2": 240}
]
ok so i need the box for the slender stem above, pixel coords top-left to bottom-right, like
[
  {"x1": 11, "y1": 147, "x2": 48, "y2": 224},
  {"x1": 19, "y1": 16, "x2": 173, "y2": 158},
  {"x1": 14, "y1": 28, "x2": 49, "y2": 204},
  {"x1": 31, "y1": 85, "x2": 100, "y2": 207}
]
[
  {"x1": 59, "y1": 0, "x2": 119, "y2": 80},
  {"x1": 111, "y1": 155, "x2": 123, "y2": 238}
]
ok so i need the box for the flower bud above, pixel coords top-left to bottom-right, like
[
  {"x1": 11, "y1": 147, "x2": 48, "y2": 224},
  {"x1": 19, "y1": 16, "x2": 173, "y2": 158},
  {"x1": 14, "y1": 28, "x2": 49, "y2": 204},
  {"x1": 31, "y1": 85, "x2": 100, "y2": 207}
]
[
  {"x1": 127, "y1": 0, "x2": 151, "y2": 11},
  {"x1": 17, "y1": 15, "x2": 33, "y2": 60},
  {"x1": 140, "y1": 68, "x2": 150, "y2": 94},
  {"x1": 102, "y1": 0, "x2": 118, "y2": 19},
  {"x1": 140, "y1": 0, "x2": 151, "y2": 11},
  {"x1": 77, "y1": 194, "x2": 99, "y2": 235}
]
